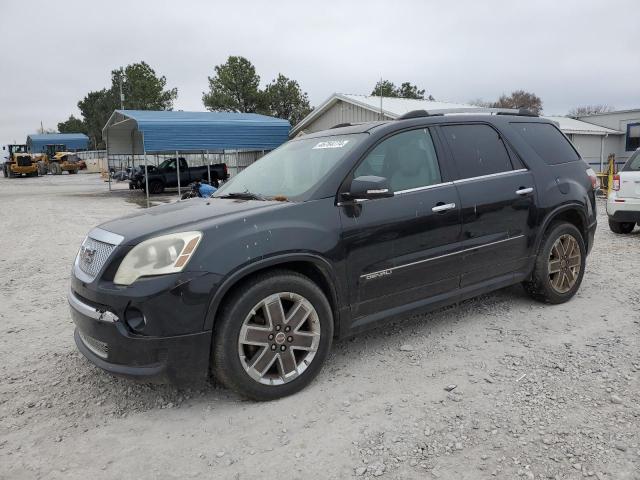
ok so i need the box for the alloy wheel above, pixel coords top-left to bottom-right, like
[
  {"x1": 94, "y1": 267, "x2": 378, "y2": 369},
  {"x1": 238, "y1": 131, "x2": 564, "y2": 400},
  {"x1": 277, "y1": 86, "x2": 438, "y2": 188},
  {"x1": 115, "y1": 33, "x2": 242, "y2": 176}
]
[
  {"x1": 238, "y1": 292, "x2": 321, "y2": 386},
  {"x1": 548, "y1": 234, "x2": 581, "y2": 294}
]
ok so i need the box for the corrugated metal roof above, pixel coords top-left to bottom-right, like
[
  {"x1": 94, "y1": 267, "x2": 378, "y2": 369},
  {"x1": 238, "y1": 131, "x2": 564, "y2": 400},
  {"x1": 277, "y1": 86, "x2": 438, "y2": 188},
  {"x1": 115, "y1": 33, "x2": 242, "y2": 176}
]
[
  {"x1": 340, "y1": 94, "x2": 477, "y2": 117},
  {"x1": 27, "y1": 133, "x2": 90, "y2": 152},
  {"x1": 103, "y1": 110, "x2": 290, "y2": 153},
  {"x1": 291, "y1": 93, "x2": 478, "y2": 135},
  {"x1": 543, "y1": 116, "x2": 623, "y2": 136}
]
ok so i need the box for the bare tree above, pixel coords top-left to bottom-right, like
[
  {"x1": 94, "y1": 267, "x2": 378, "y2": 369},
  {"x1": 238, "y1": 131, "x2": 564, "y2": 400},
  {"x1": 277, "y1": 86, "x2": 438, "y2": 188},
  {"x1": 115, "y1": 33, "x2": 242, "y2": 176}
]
[
  {"x1": 567, "y1": 104, "x2": 614, "y2": 117},
  {"x1": 468, "y1": 98, "x2": 494, "y2": 108},
  {"x1": 493, "y1": 90, "x2": 543, "y2": 115}
]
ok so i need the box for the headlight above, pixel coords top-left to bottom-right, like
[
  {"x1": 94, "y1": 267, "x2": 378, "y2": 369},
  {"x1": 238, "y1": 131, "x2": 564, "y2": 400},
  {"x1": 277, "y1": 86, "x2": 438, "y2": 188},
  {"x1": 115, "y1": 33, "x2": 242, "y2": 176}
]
[{"x1": 114, "y1": 231, "x2": 202, "y2": 286}]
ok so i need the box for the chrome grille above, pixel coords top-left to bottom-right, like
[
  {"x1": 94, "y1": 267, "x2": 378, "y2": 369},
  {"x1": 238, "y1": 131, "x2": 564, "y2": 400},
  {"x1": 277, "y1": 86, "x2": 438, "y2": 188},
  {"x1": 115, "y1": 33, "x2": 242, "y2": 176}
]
[
  {"x1": 77, "y1": 236, "x2": 116, "y2": 279},
  {"x1": 79, "y1": 331, "x2": 108, "y2": 359}
]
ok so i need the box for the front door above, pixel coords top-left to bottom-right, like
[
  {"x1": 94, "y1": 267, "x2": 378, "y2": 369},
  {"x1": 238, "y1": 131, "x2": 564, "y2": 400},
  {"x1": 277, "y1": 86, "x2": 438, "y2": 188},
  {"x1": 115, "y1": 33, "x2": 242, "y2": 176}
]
[
  {"x1": 438, "y1": 123, "x2": 536, "y2": 287},
  {"x1": 339, "y1": 128, "x2": 462, "y2": 327}
]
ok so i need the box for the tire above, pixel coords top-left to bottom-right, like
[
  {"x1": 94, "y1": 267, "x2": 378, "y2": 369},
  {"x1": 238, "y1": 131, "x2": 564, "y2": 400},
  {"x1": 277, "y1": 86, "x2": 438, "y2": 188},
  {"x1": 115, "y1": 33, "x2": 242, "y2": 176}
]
[
  {"x1": 2, "y1": 165, "x2": 7, "y2": 178},
  {"x1": 149, "y1": 180, "x2": 164, "y2": 194},
  {"x1": 212, "y1": 270, "x2": 333, "y2": 401},
  {"x1": 522, "y1": 222, "x2": 586, "y2": 304},
  {"x1": 50, "y1": 162, "x2": 62, "y2": 175},
  {"x1": 37, "y1": 161, "x2": 47, "y2": 176},
  {"x1": 608, "y1": 218, "x2": 635, "y2": 234}
]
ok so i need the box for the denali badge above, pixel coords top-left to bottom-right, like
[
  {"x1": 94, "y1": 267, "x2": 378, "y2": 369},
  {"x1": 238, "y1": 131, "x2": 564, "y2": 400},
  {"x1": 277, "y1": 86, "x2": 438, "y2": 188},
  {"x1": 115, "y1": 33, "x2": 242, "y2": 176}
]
[
  {"x1": 80, "y1": 246, "x2": 97, "y2": 265},
  {"x1": 363, "y1": 269, "x2": 392, "y2": 281}
]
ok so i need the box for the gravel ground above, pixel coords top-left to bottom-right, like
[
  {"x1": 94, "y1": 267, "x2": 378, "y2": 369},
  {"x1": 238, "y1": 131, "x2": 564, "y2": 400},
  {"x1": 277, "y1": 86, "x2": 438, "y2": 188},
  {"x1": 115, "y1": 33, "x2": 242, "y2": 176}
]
[{"x1": 1, "y1": 174, "x2": 639, "y2": 480}]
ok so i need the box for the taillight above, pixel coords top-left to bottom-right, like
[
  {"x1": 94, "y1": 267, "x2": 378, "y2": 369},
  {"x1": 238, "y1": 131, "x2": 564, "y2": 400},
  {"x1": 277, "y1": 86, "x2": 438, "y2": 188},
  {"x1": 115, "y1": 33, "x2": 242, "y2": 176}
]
[
  {"x1": 612, "y1": 174, "x2": 620, "y2": 191},
  {"x1": 585, "y1": 168, "x2": 599, "y2": 190}
]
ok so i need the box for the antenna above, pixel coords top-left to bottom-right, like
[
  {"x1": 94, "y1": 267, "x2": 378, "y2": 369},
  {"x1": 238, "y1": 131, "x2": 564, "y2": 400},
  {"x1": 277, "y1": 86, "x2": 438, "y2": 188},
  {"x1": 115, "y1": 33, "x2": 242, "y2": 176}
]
[
  {"x1": 379, "y1": 77, "x2": 383, "y2": 120},
  {"x1": 119, "y1": 68, "x2": 125, "y2": 109}
]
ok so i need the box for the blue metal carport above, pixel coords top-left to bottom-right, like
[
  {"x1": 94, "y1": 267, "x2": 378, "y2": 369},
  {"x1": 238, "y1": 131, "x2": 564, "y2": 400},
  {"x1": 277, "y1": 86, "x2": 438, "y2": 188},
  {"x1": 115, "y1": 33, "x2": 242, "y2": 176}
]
[
  {"x1": 102, "y1": 110, "x2": 290, "y2": 155},
  {"x1": 27, "y1": 133, "x2": 89, "y2": 153},
  {"x1": 102, "y1": 110, "x2": 291, "y2": 206}
]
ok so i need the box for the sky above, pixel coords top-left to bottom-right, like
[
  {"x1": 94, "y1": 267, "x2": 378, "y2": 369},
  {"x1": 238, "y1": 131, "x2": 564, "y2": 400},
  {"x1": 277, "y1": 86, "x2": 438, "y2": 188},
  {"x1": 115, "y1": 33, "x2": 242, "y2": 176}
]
[{"x1": 1, "y1": 0, "x2": 638, "y2": 146}]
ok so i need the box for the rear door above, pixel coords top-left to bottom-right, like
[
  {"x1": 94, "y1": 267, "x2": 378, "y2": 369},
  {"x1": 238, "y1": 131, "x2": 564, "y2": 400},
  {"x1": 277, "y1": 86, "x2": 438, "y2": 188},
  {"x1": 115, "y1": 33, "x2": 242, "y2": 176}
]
[
  {"x1": 619, "y1": 151, "x2": 640, "y2": 198},
  {"x1": 339, "y1": 128, "x2": 462, "y2": 324},
  {"x1": 438, "y1": 123, "x2": 536, "y2": 287}
]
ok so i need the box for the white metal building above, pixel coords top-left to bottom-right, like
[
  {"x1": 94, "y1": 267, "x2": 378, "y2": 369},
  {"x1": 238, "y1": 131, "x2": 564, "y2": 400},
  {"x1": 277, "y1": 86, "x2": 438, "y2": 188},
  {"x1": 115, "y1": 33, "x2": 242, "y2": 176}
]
[{"x1": 292, "y1": 93, "x2": 632, "y2": 171}]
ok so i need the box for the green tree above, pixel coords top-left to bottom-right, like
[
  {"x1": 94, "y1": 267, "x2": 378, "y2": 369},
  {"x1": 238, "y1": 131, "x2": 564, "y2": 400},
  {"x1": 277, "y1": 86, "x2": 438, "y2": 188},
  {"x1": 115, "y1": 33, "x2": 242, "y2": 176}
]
[
  {"x1": 78, "y1": 89, "x2": 118, "y2": 149},
  {"x1": 493, "y1": 90, "x2": 543, "y2": 115},
  {"x1": 73, "y1": 61, "x2": 178, "y2": 148},
  {"x1": 111, "y1": 62, "x2": 177, "y2": 111},
  {"x1": 371, "y1": 79, "x2": 433, "y2": 100},
  {"x1": 57, "y1": 115, "x2": 87, "y2": 134},
  {"x1": 203, "y1": 56, "x2": 261, "y2": 112},
  {"x1": 262, "y1": 74, "x2": 312, "y2": 126},
  {"x1": 397, "y1": 82, "x2": 427, "y2": 100},
  {"x1": 371, "y1": 79, "x2": 398, "y2": 97}
]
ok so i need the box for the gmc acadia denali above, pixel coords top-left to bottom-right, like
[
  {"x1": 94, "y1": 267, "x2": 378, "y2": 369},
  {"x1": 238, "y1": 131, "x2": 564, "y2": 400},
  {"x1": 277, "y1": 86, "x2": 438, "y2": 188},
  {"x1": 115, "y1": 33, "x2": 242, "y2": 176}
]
[{"x1": 69, "y1": 108, "x2": 598, "y2": 400}]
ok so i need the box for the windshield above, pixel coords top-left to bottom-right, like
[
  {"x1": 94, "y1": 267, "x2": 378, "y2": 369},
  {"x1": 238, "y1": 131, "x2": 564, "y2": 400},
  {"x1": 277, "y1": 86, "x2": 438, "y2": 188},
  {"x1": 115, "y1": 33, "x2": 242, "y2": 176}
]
[
  {"x1": 623, "y1": 150, "x2": 640, "y2": 171},
  {"x1": 10, "y1": 145, "x2": 26, "y2": 154},
  {"x1": 214, "y1": 134, "x2": 365, "y2": 200}
]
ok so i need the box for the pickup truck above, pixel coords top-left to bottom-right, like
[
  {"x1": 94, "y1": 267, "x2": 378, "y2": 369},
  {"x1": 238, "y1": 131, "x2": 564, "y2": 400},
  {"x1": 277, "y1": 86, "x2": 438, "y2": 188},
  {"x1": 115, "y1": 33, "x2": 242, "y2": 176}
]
[{"x1": 129, "y1": 157, "x2": 229, "y2": 194}]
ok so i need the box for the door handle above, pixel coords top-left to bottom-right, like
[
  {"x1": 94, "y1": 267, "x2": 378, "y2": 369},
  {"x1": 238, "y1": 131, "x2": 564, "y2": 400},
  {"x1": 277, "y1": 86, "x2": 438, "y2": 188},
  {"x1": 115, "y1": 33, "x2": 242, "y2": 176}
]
[
  {"x1": 432, "y1": 202, "x2": 456, "y2": 213},
  {"x1": 516, "y1": 187, "x2": 534, "y2": 196}
]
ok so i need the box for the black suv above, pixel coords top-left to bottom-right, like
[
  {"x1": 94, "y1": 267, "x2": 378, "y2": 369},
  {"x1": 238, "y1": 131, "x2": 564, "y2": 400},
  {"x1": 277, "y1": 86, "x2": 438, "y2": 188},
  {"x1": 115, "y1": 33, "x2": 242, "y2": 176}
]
[{"x1": 69, "y1": 109, "x2": 597, "y2": 400}]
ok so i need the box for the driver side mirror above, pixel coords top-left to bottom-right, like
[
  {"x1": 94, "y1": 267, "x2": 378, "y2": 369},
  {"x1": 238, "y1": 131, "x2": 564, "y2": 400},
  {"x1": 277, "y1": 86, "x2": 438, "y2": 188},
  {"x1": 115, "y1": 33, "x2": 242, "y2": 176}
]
[{"x1": 346, "y1": 175, "x2": 394, "y2": 200}]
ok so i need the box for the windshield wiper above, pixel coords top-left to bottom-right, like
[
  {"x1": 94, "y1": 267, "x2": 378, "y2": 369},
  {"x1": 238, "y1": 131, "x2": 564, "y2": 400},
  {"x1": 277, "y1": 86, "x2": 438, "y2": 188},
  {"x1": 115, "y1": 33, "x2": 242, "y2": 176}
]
[{"x1": 217, "y1": 191, "x2": 266, "y2": 201}]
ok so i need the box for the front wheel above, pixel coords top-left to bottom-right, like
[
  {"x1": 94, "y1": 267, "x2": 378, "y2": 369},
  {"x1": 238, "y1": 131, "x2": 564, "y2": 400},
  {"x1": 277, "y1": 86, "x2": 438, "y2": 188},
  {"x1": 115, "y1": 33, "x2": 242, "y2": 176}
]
[
  {"x1": 608, "y1": 218, "x2": 635, "y2": 234},
  {"x1": 212, "y1": 270, "x2": 333, "y2": 400},
  {"x1": 522, "y1": 222, "x2": 586, "y2": 304}
]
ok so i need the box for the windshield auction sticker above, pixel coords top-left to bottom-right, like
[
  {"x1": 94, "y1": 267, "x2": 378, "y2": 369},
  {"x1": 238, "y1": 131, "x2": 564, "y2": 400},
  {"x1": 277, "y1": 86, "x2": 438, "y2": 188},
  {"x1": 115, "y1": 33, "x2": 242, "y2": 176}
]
[{"x1": 312, "y1": 140, "x2": 350, "y2": 149}]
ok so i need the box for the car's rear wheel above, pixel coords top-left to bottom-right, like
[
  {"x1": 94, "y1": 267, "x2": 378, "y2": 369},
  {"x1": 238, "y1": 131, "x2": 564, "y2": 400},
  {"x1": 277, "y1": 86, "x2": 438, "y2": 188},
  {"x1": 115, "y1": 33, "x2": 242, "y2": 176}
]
[
  {"x1": 608, "y1": 218, "x2": 635, "y2": 234},
  {"x1": 522, "y1": 222, "x2": 586, "y2": 304},
  {"x1": 212, "y1": 270, "x2": 333, "y2": 400}
]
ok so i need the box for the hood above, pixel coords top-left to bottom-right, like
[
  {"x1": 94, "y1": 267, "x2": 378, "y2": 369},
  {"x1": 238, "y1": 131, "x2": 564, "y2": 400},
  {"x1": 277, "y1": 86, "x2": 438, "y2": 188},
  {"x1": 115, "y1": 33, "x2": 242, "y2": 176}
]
[{"x1": 98, "y1": 198, "x2": 290, "y2": 245}]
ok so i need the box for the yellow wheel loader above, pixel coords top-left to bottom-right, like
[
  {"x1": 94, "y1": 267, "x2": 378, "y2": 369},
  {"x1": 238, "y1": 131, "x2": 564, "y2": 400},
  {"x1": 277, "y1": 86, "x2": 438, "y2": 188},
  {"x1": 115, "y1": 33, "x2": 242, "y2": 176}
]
[
  {"x1": 37, "y1": 144, "x2": 81, "y2": 175},
  {"x1": 2, "y1": 144, "x2": 39, "y2": 178}
]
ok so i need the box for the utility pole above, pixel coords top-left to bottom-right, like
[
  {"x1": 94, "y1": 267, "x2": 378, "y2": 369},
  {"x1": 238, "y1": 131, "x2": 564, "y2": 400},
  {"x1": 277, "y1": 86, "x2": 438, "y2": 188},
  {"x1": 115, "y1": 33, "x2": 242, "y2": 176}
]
[{"x1": 119, "y1": 68, "x2": 125, "y2": 110}]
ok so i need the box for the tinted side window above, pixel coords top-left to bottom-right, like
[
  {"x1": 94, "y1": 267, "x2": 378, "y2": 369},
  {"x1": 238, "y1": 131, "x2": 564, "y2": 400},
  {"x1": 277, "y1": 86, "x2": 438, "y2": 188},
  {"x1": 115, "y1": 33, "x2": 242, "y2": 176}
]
[
  {"x1": 511, "y1": 122, "x2": 580, "y2": 165},
  {"x1": 623, "y1": 150, "x2": 640, "y2": 171},
  {"x1": 354, "y1": 129, "x2": 441, "y2": 192},
  {"x1": 442, "y1": 124, "x2": 513, "y2": 179}
]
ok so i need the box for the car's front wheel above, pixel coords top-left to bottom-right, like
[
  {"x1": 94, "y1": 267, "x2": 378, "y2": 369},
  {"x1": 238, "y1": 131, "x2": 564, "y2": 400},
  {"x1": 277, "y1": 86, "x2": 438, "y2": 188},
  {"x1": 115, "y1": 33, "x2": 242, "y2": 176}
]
[
  {"x1": 523, "y1": 222, "x2": 586, "y2": 304},
  {"x1": 212, "y1": 270, "x2": 333, "y2": 400}
]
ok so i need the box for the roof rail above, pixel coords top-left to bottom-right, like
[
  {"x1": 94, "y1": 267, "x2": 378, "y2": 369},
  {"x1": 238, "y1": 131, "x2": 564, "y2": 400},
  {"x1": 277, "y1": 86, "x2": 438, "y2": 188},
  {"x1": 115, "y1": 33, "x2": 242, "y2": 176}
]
[
  {"x1": 396, "y1": 107, "x2": 538, "y2": 120},
  {"x1": 330, "y1": 122, "x2": 355, "y2": 129}
]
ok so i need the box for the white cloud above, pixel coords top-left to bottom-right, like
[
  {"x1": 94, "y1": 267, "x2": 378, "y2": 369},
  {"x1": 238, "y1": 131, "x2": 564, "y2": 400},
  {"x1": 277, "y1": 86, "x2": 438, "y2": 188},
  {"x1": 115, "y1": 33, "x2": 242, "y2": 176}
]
[{"x1": 1, "y1": 0, "x2": 638, "y2": 145}]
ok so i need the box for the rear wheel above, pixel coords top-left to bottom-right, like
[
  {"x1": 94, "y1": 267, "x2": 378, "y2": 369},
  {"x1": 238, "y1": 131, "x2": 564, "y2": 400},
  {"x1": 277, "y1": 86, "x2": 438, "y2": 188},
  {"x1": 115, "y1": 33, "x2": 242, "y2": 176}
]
[
  {"x1": 50, "y1": 162, "x2": 62, "y2": 175},
  {"x1": 522, "y1": 222, "x2": 586, "y2": 304},
  {"x1": 608, "y1": 218, "x2": 635, "y2": 234},
  {"x1": 212, "y1": 270, "x2": 333, "y2": 400}
]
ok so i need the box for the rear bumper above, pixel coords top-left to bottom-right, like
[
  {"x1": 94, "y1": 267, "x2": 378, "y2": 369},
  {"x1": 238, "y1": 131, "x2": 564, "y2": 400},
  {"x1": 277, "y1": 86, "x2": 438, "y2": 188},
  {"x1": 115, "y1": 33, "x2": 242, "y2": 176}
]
[
  {"x1": 606, "y1": 195, "x2": 640, "y2": 223},
  {"x1": 69, "y1": 286, "x2": 212, "y2": 384}
]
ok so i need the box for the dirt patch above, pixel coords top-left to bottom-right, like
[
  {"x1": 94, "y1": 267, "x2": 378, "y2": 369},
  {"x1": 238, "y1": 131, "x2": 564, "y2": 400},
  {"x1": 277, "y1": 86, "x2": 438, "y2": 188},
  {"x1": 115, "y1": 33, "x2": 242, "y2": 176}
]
[{"x1": 1, "y1": 174, "x2": 638, "y2": 479}]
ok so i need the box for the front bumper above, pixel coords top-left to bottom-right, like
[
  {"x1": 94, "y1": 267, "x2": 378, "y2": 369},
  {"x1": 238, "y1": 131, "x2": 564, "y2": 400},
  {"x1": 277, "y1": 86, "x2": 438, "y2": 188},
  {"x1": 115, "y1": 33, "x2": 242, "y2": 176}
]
[{"x1": 69, "y1": 269, "x2": 222, "y2": 384}]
